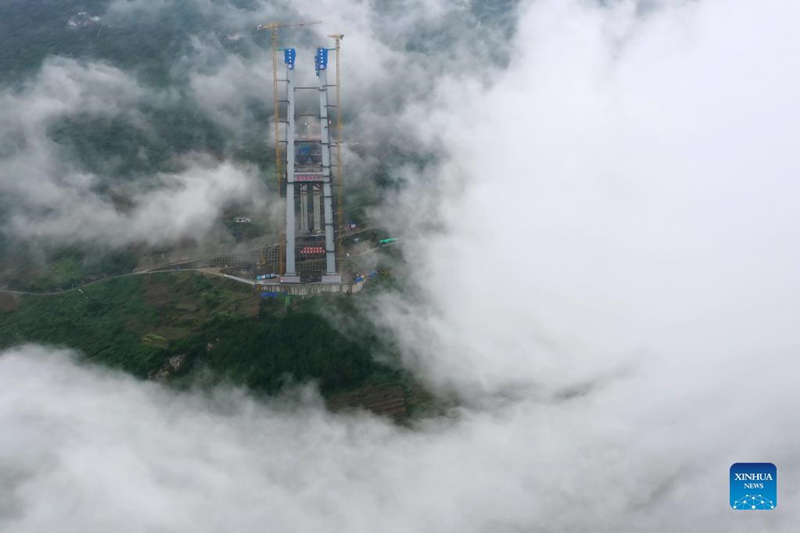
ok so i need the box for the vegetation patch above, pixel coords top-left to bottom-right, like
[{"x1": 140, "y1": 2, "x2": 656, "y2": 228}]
[
  {"x1": 0, "y1": 293, "x2": 19, "y2": 312},
  {"x1": 141, "y1": 332, "x2": 169, "y2": 349},
  {"x1": 0, "y1": 271, "x2": 434, "y2": 420}
]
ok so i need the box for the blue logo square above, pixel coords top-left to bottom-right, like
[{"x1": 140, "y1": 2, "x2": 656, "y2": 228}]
[{"x1": 730, "y1": 463, "x2": 777, "y2": 510}]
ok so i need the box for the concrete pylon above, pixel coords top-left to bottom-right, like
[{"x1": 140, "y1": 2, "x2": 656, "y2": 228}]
[
  {"x1": 282, "y1": 50, "x2": 300, "y2": 283},
  {"x1": 317, "y1": 54, "x2": 341, "y2": 283}
]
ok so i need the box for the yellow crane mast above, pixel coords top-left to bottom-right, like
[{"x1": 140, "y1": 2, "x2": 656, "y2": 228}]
[{"x1": 328, "y1": 33, "x2": 345, "y2": 270}]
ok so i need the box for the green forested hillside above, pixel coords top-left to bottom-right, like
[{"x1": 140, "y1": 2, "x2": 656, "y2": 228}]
[{"x1": 0, "y1": 272, "x2": 430, "y2": 418}]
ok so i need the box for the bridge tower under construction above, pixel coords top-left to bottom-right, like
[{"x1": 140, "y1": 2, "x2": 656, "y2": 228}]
[{"x1": 277, "y1": 44, "x2": 343, "y2": 284}]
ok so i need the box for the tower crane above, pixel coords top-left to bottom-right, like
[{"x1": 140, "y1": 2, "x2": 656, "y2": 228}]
[{"x1": 328, "y1": 34, "x2": 344, "y2": 269}]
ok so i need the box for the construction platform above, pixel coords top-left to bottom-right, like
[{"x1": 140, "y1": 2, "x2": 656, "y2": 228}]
[{"x1": 255, "y1": 279, "x2": 364, "y2": 297}]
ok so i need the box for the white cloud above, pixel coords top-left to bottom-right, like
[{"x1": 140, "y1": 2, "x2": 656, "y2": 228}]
[
  {"x1": 1, "y1": 333, "x2": 797, "y2": 533},
  {"x1": 3, "y1": 0, "x2": 800, "y2": 530},
  {"x1": 384, "y1": 0, "x2": 800, "y2": 394},
  {"x1": 0, "y1": 58, "x2": 269, "y2": 248},
  {"x1": 7, "y1": 157, "x2": 263, "y2": 246}
]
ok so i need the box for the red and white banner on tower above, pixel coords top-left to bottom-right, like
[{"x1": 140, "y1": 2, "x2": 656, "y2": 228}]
[{"x1": 294, "y1": 174, "x2": 325, "y2": 182}]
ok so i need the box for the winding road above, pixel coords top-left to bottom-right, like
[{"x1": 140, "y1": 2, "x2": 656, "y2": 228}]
[{"x1": 0, "y1": 267, "x2": 253, "y2": 297}]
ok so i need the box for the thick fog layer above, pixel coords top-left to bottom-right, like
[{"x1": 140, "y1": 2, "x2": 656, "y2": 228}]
[
  {"x1": 384, "y1": 0, "x2": 800, "y2": 394},
  {"x1": 0, "y1": 58, "x2": 267, "y2": 247},
  {"x1": 2, "y1": 0, "x2": 799, "y2": 531},
  {"x1": 0, "y1": 0, "x2": 510, "y2": 249}
]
